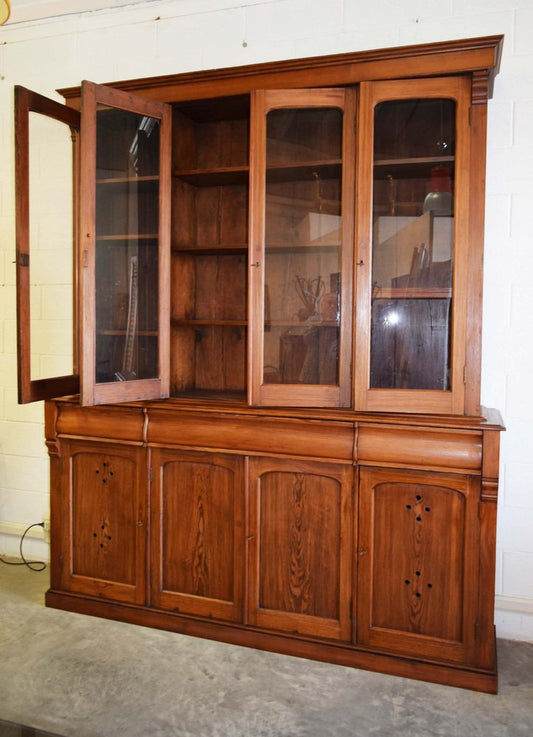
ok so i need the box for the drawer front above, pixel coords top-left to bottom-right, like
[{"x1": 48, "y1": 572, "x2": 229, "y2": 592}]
[
  {"x1": 56, "y1": 403, "x2": 145, "y2": 444},
  {"x1": 147, "y1": 410, "x2": 354, "y2": 461},
  {"x1": 357, "y1": 424, "x2": 482, "y2": 473}
]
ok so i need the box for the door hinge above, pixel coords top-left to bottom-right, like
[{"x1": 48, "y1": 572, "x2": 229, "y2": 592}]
[
  {"x1": 149, "y1": 466, "x2": 152, "y2": 483},
  {"x1": 463, "y1": 365, "x2": 467, "y2": 384}
]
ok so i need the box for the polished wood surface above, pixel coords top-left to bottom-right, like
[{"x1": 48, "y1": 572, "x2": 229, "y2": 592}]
[
  {"x1": 79, "y1": 81, "x2": 172, "y2": 405},
  {"x1": 55, "y1": 439, "x2": 147, "y2": 604},
  {"x1": 354, "y1": 76, "x2": 471, "y2": 414},
  {"x1": 150, "y1": 448, "x2": 244, "y2": 621},
  {"x1": 58, "y1": 36, "x2": 503, "y2": 106},
  {"x1": 357, "y1": 468, "x2": 479, "y2": 664},
  {"x1": 248, "y1": 456, "x2": 353, "y2": 640},
  {"x1": 14, "y1": 86, "x2": 80, "y2": 403},
  {"x1": 46, "y1": 397, "x2": 502, "y2": 692},
  {"x1": 22, "y1": 35, "x2": 504, "y2": 693}
]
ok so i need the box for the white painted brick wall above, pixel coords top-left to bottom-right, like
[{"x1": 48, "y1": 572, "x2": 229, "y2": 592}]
[{"x1": 0, "y1": 0, "x2": 531, "y2": 639}]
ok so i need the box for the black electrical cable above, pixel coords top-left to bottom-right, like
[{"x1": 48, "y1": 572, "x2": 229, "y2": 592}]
[{"x1": 0, "y1": 522, "x2": 47, "y2": 572}]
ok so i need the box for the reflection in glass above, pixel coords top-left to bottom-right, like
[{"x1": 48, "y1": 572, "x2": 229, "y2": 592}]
[
  {"x1": 94, "y1": 107, "x2": 160, "y2": 383},
  {"x1": 29, "y1": 112, "x2": 75, "y2": 381},
  {"x1": 370, "y1": 99, "x2": 455, "y2": 391},
  {"x1": 263, "y1": 108, "x2": 342, "y2": 386}
]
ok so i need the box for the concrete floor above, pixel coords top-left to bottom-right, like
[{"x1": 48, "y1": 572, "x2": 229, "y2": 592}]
[{"x1": 0, "y1": 563, "x2": 532, "y2": 737}]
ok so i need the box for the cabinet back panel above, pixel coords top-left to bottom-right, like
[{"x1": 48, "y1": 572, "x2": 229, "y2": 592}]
[{"x1": 195, "y1": 326, "x2": 246, "y2": 392}]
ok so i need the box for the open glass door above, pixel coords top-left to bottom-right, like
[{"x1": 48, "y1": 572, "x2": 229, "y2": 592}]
[
  {"x1": 15, "y1": 86, "x2": 80, "y2": 403},
  {"x1": 79, "y1": 81, "x2": 171, "y2": 405}
]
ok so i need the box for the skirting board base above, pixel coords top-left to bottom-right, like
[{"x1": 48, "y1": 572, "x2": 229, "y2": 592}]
[{"x1": 45, "y1": 589, "x2": 498, "y2": 694}]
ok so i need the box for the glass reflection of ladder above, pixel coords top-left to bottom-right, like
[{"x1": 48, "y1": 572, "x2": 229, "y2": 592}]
[{"x1": 115, "y1": 255, "x2": 138, "y2": 381}]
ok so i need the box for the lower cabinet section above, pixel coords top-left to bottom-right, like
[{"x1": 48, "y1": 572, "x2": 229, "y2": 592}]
[{"x1": 46, "y1": 405, "x2": 501, "y2": 693}]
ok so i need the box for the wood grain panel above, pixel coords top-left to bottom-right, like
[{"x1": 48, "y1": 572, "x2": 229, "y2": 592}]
[
  {"x1": 357, "y1": 467, "x2": 480, "y2": 664},
  {"x1": 370, "y1": 481, "x2": 465, "y2": 640},
  {"x1": 151, "y1": 449, "x2": 244, "y2": 621},
  {"x1": 147, "y1": 410, "x2": 354, "y2": 460},
  {"x1": 58, "y1": 440, "x2": 147, "y2": 604},
  {"x1": 56, "y1": 403, "x2": 144, "y2": 442},
  {"x1": 248, "y1": 457, "x2": 353, "y2": 640},
  {"x1": 357, "y1": 423, "x2": 482, "y2": 472}
]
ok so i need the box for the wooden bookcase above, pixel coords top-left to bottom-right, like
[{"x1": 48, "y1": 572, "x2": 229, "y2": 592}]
[{"x1": 16, "y1": 35, "x2": 504, "y2": 692}]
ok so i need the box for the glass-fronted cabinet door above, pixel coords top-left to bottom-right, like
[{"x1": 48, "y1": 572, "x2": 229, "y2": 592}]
[
  {"x1": 354, "y1": 77, "x2": 471, "y2": 414},
  {"x1": 80, "y1": 82, "x2": 171, "y2": 405},
  {"x1": 249, "y1": 89, "x2": 355, "y2": 407},
  {"x1": 15, "y1": 82, "x2": 171, "y2": 407},
  {"x1": 15, "y1": 87, "x2": 80, "y2": 403}
]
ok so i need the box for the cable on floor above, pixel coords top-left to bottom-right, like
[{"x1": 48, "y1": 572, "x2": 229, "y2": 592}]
[{"x1": 0, "y1": 522, "x2": 47, "y2": 571}]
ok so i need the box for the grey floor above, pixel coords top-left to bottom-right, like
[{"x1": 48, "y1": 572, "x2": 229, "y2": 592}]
[{"x1": 1, "y1": 563, "x2": 532, "y2": 737}]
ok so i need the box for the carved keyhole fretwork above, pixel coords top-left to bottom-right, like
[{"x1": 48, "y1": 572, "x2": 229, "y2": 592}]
[
  {"x1": 93, "y1": 520, "x2": 113, "y2": 551},
  {"x1": 94, "y1": 461, "x2": 115, "y2": 486},
  {"x1": 403, "y1": 493, "x2": 434, "y2": 601}
]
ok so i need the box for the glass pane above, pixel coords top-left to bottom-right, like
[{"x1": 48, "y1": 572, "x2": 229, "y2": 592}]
[
  {"x1": 29, "y1": 112, "x2": 75, "y2": 380},
  {"x1": 263, "y1": 108, "x2": 342, "y2": 386},
  {"x1": 370, "y1": 99, "x2": 455, "y2": 391},
  {"x1": 94, "y1": 107, "x2": 160, "y2": 383}
]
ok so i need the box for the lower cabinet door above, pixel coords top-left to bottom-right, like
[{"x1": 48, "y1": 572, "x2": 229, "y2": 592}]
[
  {"x1": 357, "y1": 467, "x2": 480, "y2": 664},
  {"x1": 150, "y1": 449, "x2": 244, "y2": 622},
  {"x1": 248, "y1": 457, "x2": 354, "y2": 641},
  {"x1": 56, "y1": 439, "x2": 147, "y2": 604}
]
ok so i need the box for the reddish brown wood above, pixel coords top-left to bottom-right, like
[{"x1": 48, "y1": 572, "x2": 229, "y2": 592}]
[
  {"x1": 15, "y1": 86, "x2": 80, "y2": 403},
  {"x1": 24, "y1": 36, "x2": 505, "y2": 693},
  {"x1": 44, "y1": 590, "x2": 497, "y2": 693},
  {"x1": 357, "y1": 468, "x2": 480, "y2": 664},
  {"x1": 248, "y1": 87, "x2": 354, "y2": 407},
  {"x1": 79, "y1": 81, "x2": 171, "y2": 405},
  {"x1": 56, "y1": 438, "x2": 147, "y2": 604},
  {"x1": 248, "y1": 456, "x2": 353, "y2": 640},
  {"x1": 353, "y1": 76, "x2": 472, "y2": 414},
  {"x1": 465, "y1": 94, "x2": 489, "y2": 415},
  {"x1": 150, "y1": 448, "x2": 244, "y2": 621},
  {"x1": 58, "y1": 36, "x2": 503, "y2": 107}
]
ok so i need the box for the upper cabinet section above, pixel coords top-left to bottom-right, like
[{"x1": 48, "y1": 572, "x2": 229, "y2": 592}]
[{"x1": 17, "y1": 36, "x2": 503, "y2": 413}]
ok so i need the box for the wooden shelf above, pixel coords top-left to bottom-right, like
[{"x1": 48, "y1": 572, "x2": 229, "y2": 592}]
[
  {"x1": 97, "y1": 175, "x2": 159, "y2": 184},
  {"x1": 172, "y1": 244, "x2": 248, "y2": 255},
  {"x1": 266, "y1": 159, "x2": 341, "y2": 183},
  {"x1": 96, "y1": 234, "x2": 159, "y2": 241},
  {"x1": 372, "y1": 287, "x2": 452, "y2": 299},
  {"x1": 373, "y1": 155, "x2": 454, "y2": 179},
  {"x1": 98, "y1": 329, "x2": 158, "y2": 336},
  {"x1": 172, "y1": 159, "x2": 341, "y2": 187},
  {"x1": 172, "y1": 319, "x2": 247, "y2": 327},
  {"x1": 265, "y1": 320, "x2": 339, "y2": 328},
  {"x1": 266, "y1": 242, "x2": 340, "y2": 253},
  {"x1": 266, "y1": 192, "x2": 340, "y2": 215},
  {"x1": 173, "y1": 165, "x2": 249, "y2": 186}
]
